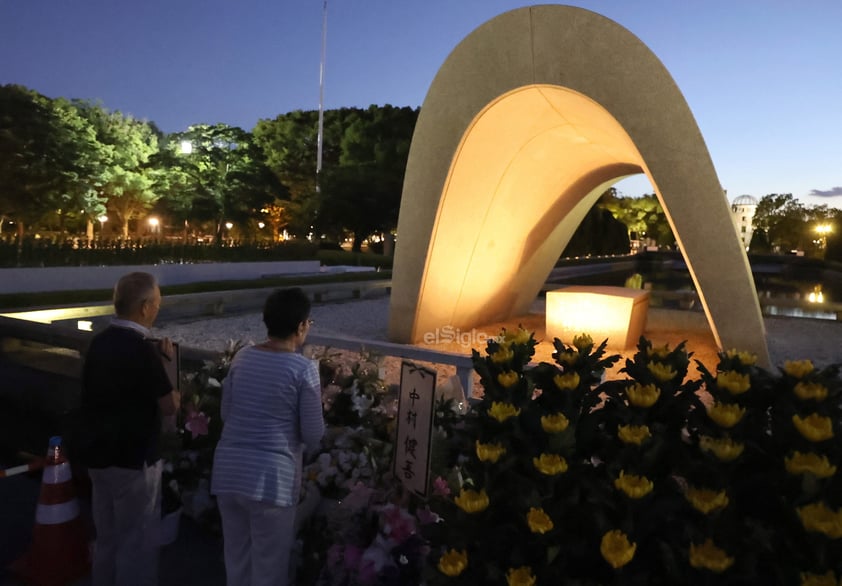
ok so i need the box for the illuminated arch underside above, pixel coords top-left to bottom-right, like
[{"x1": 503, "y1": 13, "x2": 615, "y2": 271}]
[{"x1": 388, "y1": 5, "x2": 769, "y2": 365}]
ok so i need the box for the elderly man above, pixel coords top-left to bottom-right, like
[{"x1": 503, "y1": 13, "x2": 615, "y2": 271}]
[{"x1": 78, "y1": 271, "x2": 180, "y2": 586}]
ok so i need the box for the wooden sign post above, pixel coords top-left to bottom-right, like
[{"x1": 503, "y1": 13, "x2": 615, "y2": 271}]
[{"x1": 395, "y1": 361, "x2": 437, "y2": 497}]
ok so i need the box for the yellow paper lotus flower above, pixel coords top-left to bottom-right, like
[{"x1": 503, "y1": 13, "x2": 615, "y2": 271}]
[
  {"x1": 553, "y1": 372, "x2": 580, "y2": 390},
  {"x1": 533, "y1": 453, "x2": 568, "y2": 476},
  {"x1": 800, "y1": 570, "x2": 838, "y2": 586},
  {"x1": 503, "y1": 327, "x2": 532, "y2": 345},
  {"x1": 647, "y1": 344, "x2": 671, "y2": 359},
  {"x1": 797, "y1": 502, "x2": 842, "y2": 539},
  {"x1": 685, "y1": 486, "x2": 729, "y2": 514},
  {"x1": 794, "y1": 381, "x2": 828, "y2": 402},
  {"x1": 707, "y1": 402, "x2": 746, "y2": 428},
  {"x1": 617, "y1": 424, "x2": 651, "y2": 445},
  {"x1": 476, "y1": 441, "x2": 506, "y2": 463},
  {"x1": 785, "y1": 452, "x2": 837, "y2": 478},
  {"x1": 784, "y1": 359, "x2": 815, "y2": 379},
  {"x1": 506, "y1": 566, "x2": 536, "y2": 586},
  {"x1": 556, "y1": 349, "x2": 578, "y2": 366},
  {"x1": 689, "y1": 539, "x2": 735, "y2": 573},
  {"x1": 527, "y1": 507, "x2": 554, "y2": 534},
  {"x1": 497, "y1": 371, "x2": 520, "y2": 388},
  {"x1": 540, "y1": 412, "x2": 570, "y2": 434},
  {"x1": 724, "y1": 348, "x2": 757, "y2": 365},
  {"x1": 454, "y1": 488, "x2": 490, "y2": 514},
  {"x1": 627, "y1": 383, "x2": 660, "y2": 407},
  {"x1": 647, "y1": 361, "x2": 677, "y2": 382},
  {"x1": 614, "y1": 471, "x2": 654, "y2": 499},
  {"x1": 600, "y1": 530, "x2": 636, "y2": 569},
  {"x1": 792, "y1": 413, "x2": 834, "y2": 442},
  {"x1": 488, "y1": 402, "x2": 521, "y2": 423},
  {"x1": 437, "y1": 549, "x2": 468, "y2": 576},
  {"x1": 699, "y1": 436, "x2": 745, "y2": 462},
  {"x1": 491, "y1": 346, "x2": 514, "y2": 364},
  {"x1": 716, "y1": 371, "x2": 751, "y2": 395},
  {"x1": 572, "y1": 333, "x2": 593, "y2": 352}
]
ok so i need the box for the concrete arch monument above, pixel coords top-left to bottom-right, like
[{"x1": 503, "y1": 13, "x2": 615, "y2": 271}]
[{"x1": 388, "y1": 4, "x2": 770, "y2": 365}]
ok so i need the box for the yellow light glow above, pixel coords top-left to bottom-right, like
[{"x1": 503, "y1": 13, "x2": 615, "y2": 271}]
[
  {"x1": 1, "y1": 306, "x2": 113, "y2": 324},
  {"x1": 148, "y1": 217, "x2": 159, "y2": 227},
  {"x1": 546, "y1": 286, "x2": 649, "y2": 350},
  {"x1": 411, "y1": 85, "x2": 645, "y2": 340}
]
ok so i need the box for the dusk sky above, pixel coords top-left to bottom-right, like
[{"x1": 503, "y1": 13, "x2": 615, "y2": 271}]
[{"x1": 2, "y1": 0, "x2": 841, "y2": 206}]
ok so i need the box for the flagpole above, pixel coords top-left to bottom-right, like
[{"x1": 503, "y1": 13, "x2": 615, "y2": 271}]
[{"x1": 316, "y1": 0, "x2": 327, "y2": 183}]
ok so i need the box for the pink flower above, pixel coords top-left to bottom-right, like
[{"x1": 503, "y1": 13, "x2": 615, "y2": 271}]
[
  {"x1": 416, "y1": 505, "x2": 441, "y2": 526},
  {"x1": 433, "y1": 476, "x2": 451, "y2": 497},
  {"x1": 184, "y1": 408, "x2": 210, "y2": 439},
  {"x1": 343, "y1": 544, "x2": 363, "y2": 571},
  {"x1": 380, "y1": 504, "x2": 416, "y2": 543}
]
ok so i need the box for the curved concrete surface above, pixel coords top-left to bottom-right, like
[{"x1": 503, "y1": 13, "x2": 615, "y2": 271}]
[{"x1": 388, "y1": 4, "x2": 769, "y2": 366}]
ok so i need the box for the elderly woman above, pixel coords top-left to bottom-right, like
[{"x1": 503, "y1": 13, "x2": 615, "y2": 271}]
[{"x1": 211, "y1": 287, "x2": 325, "y2": 586}]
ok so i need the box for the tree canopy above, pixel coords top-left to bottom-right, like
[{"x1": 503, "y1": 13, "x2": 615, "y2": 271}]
[{"x1": 0, "y1": 85, "x2": 102, "y2": 238}]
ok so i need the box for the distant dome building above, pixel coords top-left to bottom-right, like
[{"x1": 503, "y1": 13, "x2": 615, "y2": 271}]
[{"x1": 730, "y1": 195, "x2": 758, "y2": 250}]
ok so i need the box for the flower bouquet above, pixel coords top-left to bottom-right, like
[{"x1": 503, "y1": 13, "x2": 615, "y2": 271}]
[
  {"x1": 160, "y1": 339, "x2": 245, "y2": 530},
  {"x1": 421, "y1": 328, "x2": 842, "y2": 585}
]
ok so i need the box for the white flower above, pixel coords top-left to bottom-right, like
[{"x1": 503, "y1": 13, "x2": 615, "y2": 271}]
[{"x1": 351, "y1": 392, "x2": 374, "y2": 416}]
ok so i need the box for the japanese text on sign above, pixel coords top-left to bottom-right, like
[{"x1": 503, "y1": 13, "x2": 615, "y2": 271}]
[{"x1": 394, "y1": 361, "x2": 436, "y2": 497}]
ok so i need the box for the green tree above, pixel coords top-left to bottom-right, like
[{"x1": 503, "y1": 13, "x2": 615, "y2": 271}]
[
  {"x1": 562, "y1": 203, "x2": 631, "y2": 257},
  {"x1": 751, "y1": 194, "x2": 806, "y2": 253},
  {"x1": 74, "y1": 101, "x2": 162, "y2": 239},
  {"x1": 254, "y1": 105, "x2": 418, "y2": 245},
  {"x1": 253, "y1": 110, "x2": 322, "y2": 237},
  {"x1": 165, "y1": 124, "x2": 285, "y2": 244},
  {"x1": 317, "y1": 105, "x2": 417, "y2": 250},
  {"x1": 0, "y1": 85, "x2": 101, "y2": 241},
  {"x1": 602, "y1": 191, "x2": 675, "y2": 247}
]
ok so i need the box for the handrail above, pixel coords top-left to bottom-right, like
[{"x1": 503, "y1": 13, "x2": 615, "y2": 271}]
[{"x1": 0, "y1": 314, "x2": 476, "y2": 402}]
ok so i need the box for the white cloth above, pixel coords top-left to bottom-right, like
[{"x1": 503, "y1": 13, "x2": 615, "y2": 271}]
[
  {"x1": 216, "y1": 494, "x2": 297, "y2": 586},
  {"x1": 89, "y1": 460, "x2": 163, "y2": 586}
]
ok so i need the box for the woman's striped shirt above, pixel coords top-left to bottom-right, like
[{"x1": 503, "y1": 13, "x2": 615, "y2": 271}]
[{"x1": 210, "y1": 345, "x2": 325, "y2": 507}]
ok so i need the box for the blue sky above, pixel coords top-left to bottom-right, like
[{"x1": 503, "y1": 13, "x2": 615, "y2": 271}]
[{"x1": 1, "y1": 0, "x2": 840, "y2": 207}]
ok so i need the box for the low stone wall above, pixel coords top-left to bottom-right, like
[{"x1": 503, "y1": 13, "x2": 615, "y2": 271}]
[{"x1": 0, "y1": 260, "x2": 322, "y2": 294}]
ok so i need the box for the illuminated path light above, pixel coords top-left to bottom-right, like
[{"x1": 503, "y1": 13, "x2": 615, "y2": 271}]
[{"x1": 388, "y1": 5, "x2": 770, "y2": 366}]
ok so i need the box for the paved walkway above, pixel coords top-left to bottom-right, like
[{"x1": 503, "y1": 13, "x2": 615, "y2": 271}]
[{"x1": 0, "y1": 470, "x2": 224, "y2": 586}]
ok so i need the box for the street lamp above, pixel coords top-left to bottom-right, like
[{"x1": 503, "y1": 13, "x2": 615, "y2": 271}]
[
  {"x1": 815, "y1": 223, "x2": 832, "y2": 240},
  {"x1": 148, "y1": 216, "x2": 160, "y2": 237},
  {"x1": 814, "y1": 223, "x2": 833, "y2": 255},
  {"x1": 98, "y1": 215, "x2": 108, "y2": 237}
]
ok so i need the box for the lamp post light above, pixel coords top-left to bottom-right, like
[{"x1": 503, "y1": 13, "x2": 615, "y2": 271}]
[
  {"x1": 814, "y1": 223, "x2": 833, "y2": 257},
  {"x1": 815, "y1": 223, "x2": 832, "y2": 242},
  {"x1": 97, "y1": 215, "x2": 108, "y2": 237},
  {"x1": 148, "y1": 216, "x2": 160, "y2": 238}
]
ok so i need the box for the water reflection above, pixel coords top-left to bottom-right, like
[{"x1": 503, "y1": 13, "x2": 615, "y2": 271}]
[{"x1": 550, "y1": 261, "x2": 840, "y2": 322}]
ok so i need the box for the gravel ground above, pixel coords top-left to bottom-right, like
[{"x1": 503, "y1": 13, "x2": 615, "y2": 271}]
[{"x1": 152, "y1": 296, "x2": 842, "y2": 395}]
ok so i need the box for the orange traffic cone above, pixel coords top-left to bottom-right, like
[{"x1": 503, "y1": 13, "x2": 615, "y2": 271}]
[{"x1": 10, "y1": 436, "x2": 91, "y2": 586}]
